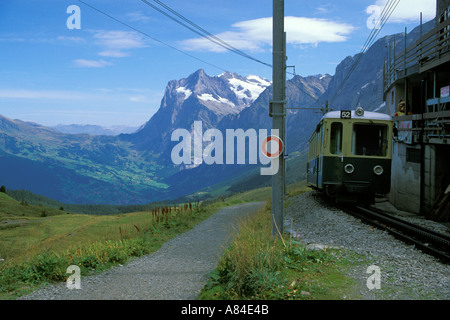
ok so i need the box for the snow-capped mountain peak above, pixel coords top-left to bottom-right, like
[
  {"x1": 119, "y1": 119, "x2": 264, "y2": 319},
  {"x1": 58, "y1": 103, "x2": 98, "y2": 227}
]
[
  {"x1": 218, "y1": 71, "x2": 271, "y2": 109},
  {"x1": 170, "y1": 69, "x2": 270, "y2": 115}
]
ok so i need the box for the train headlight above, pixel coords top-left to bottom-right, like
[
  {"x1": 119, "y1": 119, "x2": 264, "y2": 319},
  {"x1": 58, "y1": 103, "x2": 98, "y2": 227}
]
[
  {"x1": 345, "y1": 164, "x2": 355, "y2": 174},
  {"x1": 355, "y1": 107, "x2": 365, "y2": 117},
  {"x1": 373, "y1": 165, "x2": 384, "y2": 176}
]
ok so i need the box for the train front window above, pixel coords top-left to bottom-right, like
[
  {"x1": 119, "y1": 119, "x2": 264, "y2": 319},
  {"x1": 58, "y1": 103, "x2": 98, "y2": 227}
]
[
  {"x1": 352, "y1": 124, "x2": 388, "y2": 157},
  {"x1": 330, "y1": 122, "x2": 343, "y2": 155}
]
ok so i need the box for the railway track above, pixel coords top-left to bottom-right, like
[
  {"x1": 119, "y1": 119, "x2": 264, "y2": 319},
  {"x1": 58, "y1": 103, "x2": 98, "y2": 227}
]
[{"x1": 339, "y1": 204, "x2": 450, "y2": 263}]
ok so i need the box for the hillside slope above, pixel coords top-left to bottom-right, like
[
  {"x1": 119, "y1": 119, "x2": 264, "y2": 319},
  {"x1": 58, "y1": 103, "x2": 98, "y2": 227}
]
[{"x1": 0, "y1": 191, "x2": 64, "y2": 220}]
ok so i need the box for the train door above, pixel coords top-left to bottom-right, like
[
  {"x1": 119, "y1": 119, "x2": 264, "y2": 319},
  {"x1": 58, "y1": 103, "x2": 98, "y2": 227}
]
[
  {"x1": 313, "y1": 133, "x2": 320, "y2": 187},
  {"x1": 316, "y1": 121, "x2": 325, "y2": 188},
  {"x1": 307, "y1": 128, "x2": 318, "y2": 187}
]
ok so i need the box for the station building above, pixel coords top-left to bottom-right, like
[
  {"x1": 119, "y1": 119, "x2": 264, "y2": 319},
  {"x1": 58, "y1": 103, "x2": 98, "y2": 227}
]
[{"x1": 383, "y1": 0, "x2": 450, "y2": 220}]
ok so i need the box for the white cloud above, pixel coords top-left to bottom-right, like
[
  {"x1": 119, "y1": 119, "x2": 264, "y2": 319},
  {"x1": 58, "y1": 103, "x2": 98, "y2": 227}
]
[
  {"x1": 56, "y1": 36, "x2": 86, "y2": 44},
  {"x1": 126, "y1": 11, "x2": 152, "y2": 23},
  {"x1": 71, "y1": 30, "x2": 148, "y2": 67},
  {"x1": 73, "y1": 59, "x2": 112, "y2": 68},
  {"x1": 285, "y1": 17, "x2": 355, "y2": 44},
  {"x1": 315, "y1": 4, "x2": 336, "y2": 15},
  {"x1": 0, "y1": 88, "x2": 159, "y2": 105},
  {"x1": 368, "y1": 0, "x2": 436, "y2": 24},
  {"x1": 181, "y1": 16, "x2": 355, "y2": 52},
  {"x1": 129, "y1": 95, "x2": 151, "y2": 103},
  {"x1": 98, "y1": 50, "x2": 129, "y2": 58},
  {"x1": 0, "y1": 89, "x2": 100, "y2": 100},
  {"x1": 0, "y1": 88, "x2": 158, "y2": 127},
  {"x1": 92, "y1": 30, "x2": 148, "y2": 58}
]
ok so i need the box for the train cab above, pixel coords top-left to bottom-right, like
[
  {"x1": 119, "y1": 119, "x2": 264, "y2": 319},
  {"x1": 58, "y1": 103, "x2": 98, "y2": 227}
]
[{"x1": 307, "y1": 107, "x2": 394, "y2": 203}]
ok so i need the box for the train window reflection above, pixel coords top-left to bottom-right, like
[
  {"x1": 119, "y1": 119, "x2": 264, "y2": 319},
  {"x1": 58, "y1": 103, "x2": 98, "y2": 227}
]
[
  {"x1": 330, "y1": 123, "x2": 343, "y2": 155},
  {"x1": 352, "y1": 124, "x2": 388, "y2": 156}
]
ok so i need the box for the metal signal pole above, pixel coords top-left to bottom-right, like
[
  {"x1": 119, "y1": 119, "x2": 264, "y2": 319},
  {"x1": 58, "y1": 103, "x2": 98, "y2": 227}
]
[{"x1": 271, "y1": 0, "x2": 286, "y2": 238}]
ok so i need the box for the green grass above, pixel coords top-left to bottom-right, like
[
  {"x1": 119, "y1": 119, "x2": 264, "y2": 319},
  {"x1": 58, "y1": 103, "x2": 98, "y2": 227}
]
[
  {"x1": 199, "y1": 186, "x2": 363, "y2": 300},
  {"x1": 0, "y1": 182, "x2": 363, "y2": 300},
  {"x1": 0, "y1": 191, "x2": 64, "y2": 219},
  {"x1": 0, "y1": 192, "x2": 237, "y2": 299}
]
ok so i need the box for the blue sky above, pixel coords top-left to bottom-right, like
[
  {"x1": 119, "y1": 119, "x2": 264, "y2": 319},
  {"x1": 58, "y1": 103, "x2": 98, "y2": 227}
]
[{"x1": 0, "y1": 0, "x2": 436, "y2": 127}]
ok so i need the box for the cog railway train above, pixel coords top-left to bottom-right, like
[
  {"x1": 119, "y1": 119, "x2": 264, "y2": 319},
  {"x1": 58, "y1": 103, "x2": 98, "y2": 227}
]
[{"x1": 307, "y1": 107, "x2": 394, "y2": 204}]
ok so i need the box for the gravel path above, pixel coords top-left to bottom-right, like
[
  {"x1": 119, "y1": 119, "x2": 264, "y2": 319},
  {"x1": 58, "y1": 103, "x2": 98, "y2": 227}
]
[
  {"x1": 286, "y1": 192, "x2": 450, "y2": 300},
  {"x1": 19, "y1": 202, "x2": 265, "y2": 300}
]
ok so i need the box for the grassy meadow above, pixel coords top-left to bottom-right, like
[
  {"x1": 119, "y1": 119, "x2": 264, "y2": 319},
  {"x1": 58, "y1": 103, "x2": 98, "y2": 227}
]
[
  {"x1": 0, "y1": 189, "x2": 252, "y2": 299},
  {"x1": 0, "y1": 181, "x2": 363, "y2": 300}
]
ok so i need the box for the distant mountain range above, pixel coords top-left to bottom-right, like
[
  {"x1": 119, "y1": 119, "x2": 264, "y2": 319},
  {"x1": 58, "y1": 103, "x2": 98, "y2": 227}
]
[
  {"x1": 0, "y1": 20, "x2": 434, "y2": 205},
  {"x1": 50, "y1": 124, "x2": 139, "y2": 136}
]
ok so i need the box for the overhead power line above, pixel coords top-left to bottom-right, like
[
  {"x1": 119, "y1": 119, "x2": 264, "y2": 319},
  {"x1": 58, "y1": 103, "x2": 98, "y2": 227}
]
[
  {"x1": 285, "y1": 0, "x2": 401, "y2": 114},
  {"x1": 77, "y1": 0, "x2": 228, "y2": 72},
  {"x1": 140, "y1": 0, "x2": 272, "y2": 68},
  {"x1": 328, "y1": 0, "x2": 400, "y2": 107}
]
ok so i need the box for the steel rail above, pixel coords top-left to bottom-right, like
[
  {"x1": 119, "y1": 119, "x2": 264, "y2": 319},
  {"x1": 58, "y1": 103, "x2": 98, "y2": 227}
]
[
  {"x1": 339, "y1": 204, "x2": 450, "y2": 263},
  {"x1": 359, "y1": 205, "x2": 450, "y2": 247}
]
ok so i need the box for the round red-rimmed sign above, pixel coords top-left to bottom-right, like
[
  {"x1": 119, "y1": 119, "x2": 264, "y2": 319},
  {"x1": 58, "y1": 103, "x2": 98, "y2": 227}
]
[{"x1": 262, "y1": 135, "x2": 284, "y2": 159}]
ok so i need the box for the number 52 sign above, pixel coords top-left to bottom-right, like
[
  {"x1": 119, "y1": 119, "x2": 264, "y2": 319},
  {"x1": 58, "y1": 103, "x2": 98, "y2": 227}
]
[{"x1": 340, "y1": 110, "x2": 352, "y2": 119}]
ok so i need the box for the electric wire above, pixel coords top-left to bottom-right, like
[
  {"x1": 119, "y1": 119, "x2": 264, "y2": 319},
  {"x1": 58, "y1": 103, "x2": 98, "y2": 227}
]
[
  {"x1": 78, "y1": 0, "x2": 398, "y2": 115},
  {"x1": 286, "y1": 0, "x2": 401, "y2": 115},
  {"x1": 361, "y1": 0, "x2": 398, "y2": 56},
  {"x1": 140, "y1": 0, "x2": 273, "y2": 68},
  {"x1": 151, "y1": 0, "x2": 258, "y2": 60},
  {"x1": 77, "y1": 0, "x2": 228, "y2": 72},
  {"x1": 329, "y1": 0, "x2": 400, "y2": 105},
  {"x1": 328, "y1": 0, "x2": 400, "y2": 107}
]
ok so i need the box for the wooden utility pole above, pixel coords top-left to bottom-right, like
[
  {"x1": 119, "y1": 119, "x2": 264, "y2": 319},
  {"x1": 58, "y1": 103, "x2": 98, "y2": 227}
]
[{"x1": 271, "y1": 0, "x2": 286, "y2": 237}]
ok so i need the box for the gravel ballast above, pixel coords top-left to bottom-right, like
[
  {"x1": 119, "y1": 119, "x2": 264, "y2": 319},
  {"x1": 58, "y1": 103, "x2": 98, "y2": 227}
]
[
  {"x1": 19, "y1": 202, "x2": 265, "y2": 300},
  {"x1": 286, "y1": 191, "x2": 450, "y2": 300}
]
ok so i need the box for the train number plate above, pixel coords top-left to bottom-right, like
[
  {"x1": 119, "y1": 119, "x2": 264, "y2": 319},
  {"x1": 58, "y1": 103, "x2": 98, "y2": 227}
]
[{"x1": 340, "y1": 110, "x2": 352, "y2": 119}]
